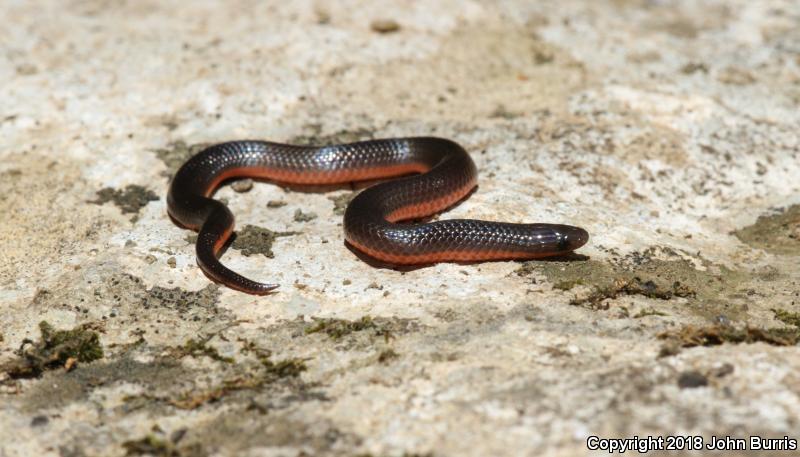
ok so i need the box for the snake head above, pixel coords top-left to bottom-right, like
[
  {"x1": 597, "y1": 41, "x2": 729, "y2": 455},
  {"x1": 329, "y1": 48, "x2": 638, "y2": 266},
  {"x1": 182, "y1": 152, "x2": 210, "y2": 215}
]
[{"x1": 558, "y1": 225, "x2": 589, "y2": 252}]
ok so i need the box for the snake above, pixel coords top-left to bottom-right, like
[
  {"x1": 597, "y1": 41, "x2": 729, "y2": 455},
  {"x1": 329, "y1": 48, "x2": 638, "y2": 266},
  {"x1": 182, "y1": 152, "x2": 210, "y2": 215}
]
[{"x1": 166, "y1": 137, "x2": 589, "y2": 295}]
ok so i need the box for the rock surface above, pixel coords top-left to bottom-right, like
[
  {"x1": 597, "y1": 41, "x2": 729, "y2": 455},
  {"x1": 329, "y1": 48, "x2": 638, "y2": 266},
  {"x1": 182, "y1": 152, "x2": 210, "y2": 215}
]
[{"x1": 1, "y1": 1, "x2": 799, "y2": 456}]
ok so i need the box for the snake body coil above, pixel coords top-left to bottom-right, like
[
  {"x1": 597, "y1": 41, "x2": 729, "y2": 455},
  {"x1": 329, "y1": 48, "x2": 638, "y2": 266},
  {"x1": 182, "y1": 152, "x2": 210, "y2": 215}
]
[{"x1": 167, "y1": 137, "x2": 588, "y2": 294}]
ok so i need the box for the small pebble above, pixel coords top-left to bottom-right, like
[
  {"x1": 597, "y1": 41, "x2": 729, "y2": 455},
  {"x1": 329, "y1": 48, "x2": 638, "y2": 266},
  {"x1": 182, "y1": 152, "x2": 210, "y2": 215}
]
[
  {"x1": 371, "y1": 19, "x2": 400, "y2": 33},
  {"x1": 167, "y1": 257, "x2": 177, "y2": 268},
  {"x1": 293, "y1": 209, "x2": 317, "y2": 222},
  {"x1": 171, "y1": 428, "x2": 188, "y2": 443},
  {"x1": 125, "y1": 240, "x2": 137, "y2": 248},
  {"x1": 710, "y1": 363, "x2": 735, "y2": 378},
  {"x1": 267, "y1": 200, "x2": 287, "y2": 208},
  {"x1": 144, "y1": 254, "x2": 157, "y2": 264},
  {"x1": 231, "y1": 179, "x2": 253, "y2": 193}
]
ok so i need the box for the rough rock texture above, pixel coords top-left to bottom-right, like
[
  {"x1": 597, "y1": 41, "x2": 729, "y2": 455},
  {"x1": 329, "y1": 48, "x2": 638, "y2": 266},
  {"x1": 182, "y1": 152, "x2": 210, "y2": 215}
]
[{"x1": 2, "y1": 1, "x2": 799, "y2": 456}]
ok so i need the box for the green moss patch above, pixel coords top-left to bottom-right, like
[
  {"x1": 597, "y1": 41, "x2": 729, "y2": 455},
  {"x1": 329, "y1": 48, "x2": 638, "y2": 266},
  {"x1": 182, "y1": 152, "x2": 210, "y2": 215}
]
[
  {"x1": 173, "y1": 338, "x2": 234, "y2": 363},
  {"x1": 734, "y1": 205, "x2": 800, "y2": 256},
  {"x1": 772, "y1": 309, "x2": 800, "y2": 328},
  {"x1": 3, "y1": 321, "x2": 103, "y2": 379},
  {"x1": 304, "y1": 316, "x2": 415, "y2": 342},
  {"x1": 658, "y1": 324, "x2": 800, "y2": 356},
  {"x1": 231, "y1": 225, "x2": 299, "y2": 258}
]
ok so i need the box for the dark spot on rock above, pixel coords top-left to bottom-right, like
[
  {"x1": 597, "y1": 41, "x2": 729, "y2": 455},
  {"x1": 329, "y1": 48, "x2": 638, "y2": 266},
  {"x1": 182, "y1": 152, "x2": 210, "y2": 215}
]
[
  {"x1": 681, "y1": 62, "x2": 708, "y2": 74},
  {"x1": 21, "y1": 353, "x2": 194, "y2": 413},
  {"x1": 293, "y1": 209, "x2": 317, "y2": 222},
  {"x1": 178, "y1": 410, "x2": 358, "y2": 456},
  {"x1": 231, "y1": 225, "x2": 299, "y2": 258},
  {"x1": 142, "y1": 284, "x2": 221, "y2": 313},
  {"x1": 656, "y1": 18, "x2": 699, "y2": 39},
  {"x1": 91, "y1": 185, "x2": 159, "y2": 219},
  {"x1": 30, "y1": 415, "x2": 49, "y2": 427},
  {"x1": 154, "y1": 141, "x2": 212, "y2": 178},
  {"x1": 314, "y1": 8, "x2": 331, "y2": 25},
  {"x1": 16, "y1": 63, "x2": 38, "y2": 75},
  {"x1": 734, "y1": 205, "x2": 800, "y2": 256},
  {"x1": 378, "y1": 348, "x2": 399, "y2": 364},
  {"x1": 677, "y1": 370, "x2": 708, "y2": 388},
  {"x1": 533, "y1": 47, "x2": 555, "y2": 65},
  {"x1": 490, "y1": 104, "x2": 519, "y2": 119},
  {"x1": 267, "y1": 200, "x2": 287, "y2": 208},
  {"x1": 717, "y1": 66, "x2": 756, "y2": 85},
  {"x1": 122, "y1": 433, "x2": 198, "y2": 457},
  {"x1": 328, "y1": 192, "x2": 356, "y2": 215},
  {"x1": 710, "y1": 363, "x2": 734, "y2": 378}
]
